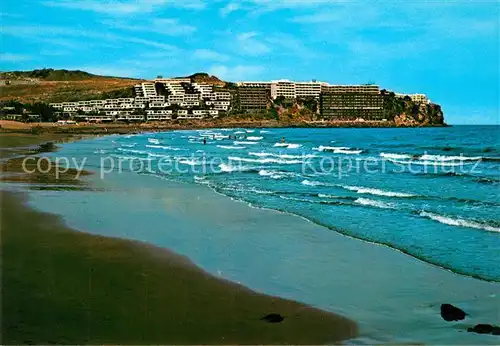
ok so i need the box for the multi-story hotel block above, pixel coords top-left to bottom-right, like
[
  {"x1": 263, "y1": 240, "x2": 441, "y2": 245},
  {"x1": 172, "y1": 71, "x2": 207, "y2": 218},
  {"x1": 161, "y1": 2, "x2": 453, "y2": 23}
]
[
  {"x1": 49, "y1": 78, "x2": 228, "y2": 122},
  {"x1": 236, "y1": 86, "x2": 269, "y2": 112},
  {"x1": 320, "y1": 85, "x2": 384, "y2": 120}
]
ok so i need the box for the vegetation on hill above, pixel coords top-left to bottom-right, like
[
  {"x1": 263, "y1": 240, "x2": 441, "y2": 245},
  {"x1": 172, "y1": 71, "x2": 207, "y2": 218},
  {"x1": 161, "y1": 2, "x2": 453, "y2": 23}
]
[
  {"x1": 0, "y1": 68, "x2": 103, "y2": 81},
  {"x1": 381, "y1": 90, "x2": 444, "y2": 126},
  {"x1": 0, "y1": 80, "x2": 140, "y2": 103},
  {"x1": 187, "y1": 72, "x2": 226, "y2": 87}
]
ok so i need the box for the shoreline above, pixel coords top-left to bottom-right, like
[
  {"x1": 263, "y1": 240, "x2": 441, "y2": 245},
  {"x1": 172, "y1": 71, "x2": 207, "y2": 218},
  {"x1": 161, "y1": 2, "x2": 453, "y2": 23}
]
[
  {"x1": 0, "y1": 133, "x2": 358, "y2": 344},
  {"x1": 0, "y1": 119, "x2": 448, "y2": 137}
]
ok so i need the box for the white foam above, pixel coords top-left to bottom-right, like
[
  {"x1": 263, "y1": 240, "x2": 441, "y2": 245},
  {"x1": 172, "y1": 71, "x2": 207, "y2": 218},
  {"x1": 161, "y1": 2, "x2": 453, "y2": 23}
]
[
  {"x1": 341, "y1": 185, "x2": 416, "y2": 198},
  {"x1": 258, "y1": 169, "x2": 295, "y2": 179},
  {"x1": 260, "y1": 130, "x2": 271, "y2": 133},
  {"x1": 218, "y1": 163, "x2": 238, "y2": 172},
  {"x1": 301, "y1": 179, "x2": 325, "y2": 187},
  {"x1": 178, "y1": 159, "x2": 200, "y2": 166},
  {"x1": 380, "y1": 153, "x2": 413, "y2": 160},
  {"x1": 249, "y1": 152, "x2": 316, "y2": 159},
  {"x1": 247, "y1": 136, "x2": 264, "y2": 141},
  {"x1": 217, "y1": 145, "x2": 246, "y2": 150},
  {"x1": 234, "y1": 141, "x2": 259, "y2": 145},
  {"x1": 146, "y1": 145, "x2": 185, "y2": 151},
  {"x1": 246, "y1": 130, "x2": 255, "y2": 133},
  {"x1": 314, "y1": 146, "x2": 349, "y2": 152},
  {"x1": 147, "y1": 138, "x2": 160, "y2": 145},
  {"x1": 420, "y1": 211, "x2": 500, "y2": 233},
  {"x1": 280, "y1": 195, "x2": 313, "y2": 203},
  {"x1": 389, "y1": 159, "x2": 473, "y2": 167},
  {"x1": 355, "y1": 198, "x2": 395, "y2": 209},
  {"x1": 274, "y1": 143, "x2": 302, "y2": 149},
  {"x1": 318, "y1": 193, "x2": 340, "y2": 199},
  {"x1": 233, "y1": 131, "x2": 246, "y2": 134},
  {"x1": 314, "y1": 146, "x2": 362, "y2": 154},
  {"x1": 229, "y1": 156, "x2": 303, "y2": 165},
  {"x1": 117, "y1": 148, "x2": 149, "y2": 155},
  {"x1": 419, "y1": 154, "x2": 482, "y2": 162}
]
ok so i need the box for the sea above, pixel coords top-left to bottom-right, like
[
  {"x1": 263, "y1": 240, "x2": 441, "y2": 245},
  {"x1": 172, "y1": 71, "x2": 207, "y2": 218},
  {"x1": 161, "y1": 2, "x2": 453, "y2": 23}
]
[{"x1": 20, "y1": 125, "x2": 500, "y2": 344}]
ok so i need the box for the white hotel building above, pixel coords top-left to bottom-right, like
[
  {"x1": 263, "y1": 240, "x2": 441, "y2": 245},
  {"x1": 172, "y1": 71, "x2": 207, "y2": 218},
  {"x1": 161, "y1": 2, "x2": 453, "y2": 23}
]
[{"x1": 239, "y1": 80, "x2": 329, "y2": 99}]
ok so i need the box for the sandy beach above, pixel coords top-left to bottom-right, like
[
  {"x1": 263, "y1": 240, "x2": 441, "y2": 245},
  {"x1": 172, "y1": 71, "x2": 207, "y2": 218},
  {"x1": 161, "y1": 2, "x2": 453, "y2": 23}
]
[{"x1": 1, "y1": 132, "x2": 357, "y2": 344}]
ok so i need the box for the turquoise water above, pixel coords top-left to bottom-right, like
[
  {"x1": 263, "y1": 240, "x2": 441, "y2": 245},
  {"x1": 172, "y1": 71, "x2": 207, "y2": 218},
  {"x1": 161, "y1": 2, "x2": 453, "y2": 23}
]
[
  {"x1": 19, "y1": 126, "x2": 500, "y2": 344},
  {"x1": 51, "y1": 126, "x2": 499, "y2": 281}
]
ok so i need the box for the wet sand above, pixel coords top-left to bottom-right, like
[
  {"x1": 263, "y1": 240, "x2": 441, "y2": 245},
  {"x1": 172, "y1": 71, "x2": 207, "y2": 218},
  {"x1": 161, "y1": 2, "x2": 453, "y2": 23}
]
[{"x1": 0, "y1": 133, "x2": 357, "y2": 344}]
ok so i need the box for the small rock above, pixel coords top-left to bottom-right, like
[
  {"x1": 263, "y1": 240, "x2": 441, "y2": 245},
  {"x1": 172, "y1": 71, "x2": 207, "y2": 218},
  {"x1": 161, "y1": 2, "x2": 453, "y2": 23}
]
[
  {"x1": 440, "y1": 304, "x2": 467, "y2": 321},
  {"x1": 260, "y1": 313, "x2": 284, "y2": 323},
  {"x1": 467, "y1": 324, "x2": 498, "y2": 335}
]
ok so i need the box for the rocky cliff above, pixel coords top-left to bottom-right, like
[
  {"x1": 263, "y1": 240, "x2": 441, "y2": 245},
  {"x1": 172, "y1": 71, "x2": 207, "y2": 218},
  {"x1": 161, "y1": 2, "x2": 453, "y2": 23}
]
[{"x1": 381, "y1": 89, "x2": 445, "y2": 126}]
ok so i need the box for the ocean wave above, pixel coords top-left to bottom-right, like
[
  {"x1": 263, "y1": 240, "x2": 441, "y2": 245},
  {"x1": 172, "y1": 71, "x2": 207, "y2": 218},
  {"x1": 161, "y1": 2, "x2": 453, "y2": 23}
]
[
  {"x1": 258, "y1": 169, "x2": 296, "y2": 179},
  {"x1": 388, "y1": 159, "x2": 475, "y2": 167},
  {"x1": 217, "y1": 145, "x2": 246, "y2": 150},
  {"x1": 279, "y1": 195, "x2": 315, "y2": 203},
  {"x1": 314, "y1": 146, "x2": 362, "y2": 154},
  {"x1": 217, "y1": 163, "x2": 254, "y2": 173},
  {"x1": 475, "y1": 177, "x2": 500, "y2": 185},
  {"x1": 420, "y1": 154, "x2": 482, "y2": 161},
  {"x1": 355, "y1": 198, "x2": 395, "y2": 209},
  {"x1": 218, "y1": 163, "x2": 239, "y2": 173},
  {"x1": 229, "y1": 156, "x2": 303, "y2": 165},
  {"x1": 340, "y1": 185, "x2": 416, "y2": 198},
  {"x1": 274, "y1": 143, "x2": 302, "y2": 149},
  {"x1": 233, "y1": 131, "x2": 246, "y2": 134},
  {"x1": 420, "y1": 211, "x2": 500, "y2": 233},
  {"x1": 117, "y1": 148, "x2": 149, "y2": 155},
  {"x1": 194, "y1": 176, "x2": 210, "y2": 185},
  {"x1": 481, "y1": 156, "x2": 500, "y2": 162},
  {"x1": 382, "y1": 152, "x2": 483, "y2": 163},
  {"x1": 146, "y1": 145, "x2": 186, "y2": 151},
  {"x1": 177, "y1": 158, "x2": 200, "y2": 166},
  {"x1": 301, "y1": 179, "x2": 328, "y2": 187},
  {"x1": 120, "y1": 143, "x2": 137, "y2": 148},
  {"x1": 380, "y1": 153, "x2": 413, "y2": 160},
  {"x1": 234, "y1": 141, "x2": 259, "y2": 145},
  {"x1": 246, "y1": 129, "x2": 255, "y2": 133},
  {"x1": 147, "y1": 138, "x2": 160, "y2": 145},
  {"x1": 260, "y1": 130, "x2": 271, "y2": 133},
  {"x1": 247, "y1": 136, "x2": 264, "y2": 141},
  {"x1": 249, "y1": 152, "x2": 316, "y2": 159}
]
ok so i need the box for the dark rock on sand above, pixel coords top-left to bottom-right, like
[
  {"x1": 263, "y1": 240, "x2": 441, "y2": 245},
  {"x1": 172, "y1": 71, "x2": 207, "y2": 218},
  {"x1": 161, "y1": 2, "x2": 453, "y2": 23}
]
[
  {"x1": 261, "y1": 313, "x2": 285, "y2": 323},
  {"x1": 440, "y1": 304, "x2": 467, "y2": 321},
  {"x1": 467, "y1": 324, "x2": 500, "y2": 335}
]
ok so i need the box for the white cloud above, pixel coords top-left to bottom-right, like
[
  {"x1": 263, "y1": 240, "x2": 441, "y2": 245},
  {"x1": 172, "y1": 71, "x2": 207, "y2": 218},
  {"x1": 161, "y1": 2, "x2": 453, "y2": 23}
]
[
  {"x1": 236, "y1": 32, "x2": 271, "y2": 56},
  {"x1": 220, "y1": 2, "x2": 240, "y2": 17},
  {"x1": 103, "y1": 18, "x2": 197, "y2": 36},
  {"x1": 43, "y1": 0, "x2": 206, "y2": 15},
  {"x1": 208, "y1": 64, "x2": 264, "y2": 81},
  {"x1": 0, "y1": 53, "x2": 31, "y2": 62},
  {"x1": 1, "y1": 24, "x2": 180, "y2": 52},
  {"x1": 247, "y1": 0, "x2": 336, "y2": 10},
  {"x1": 193, "y1": 49, "x2": 230, "y2": 62}
]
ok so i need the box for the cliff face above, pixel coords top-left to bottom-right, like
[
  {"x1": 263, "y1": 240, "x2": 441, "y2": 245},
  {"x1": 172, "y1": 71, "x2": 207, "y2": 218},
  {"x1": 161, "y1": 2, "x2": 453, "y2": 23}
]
[{"x1": 381, "y1": 90, "x2": 445, "y2": 126}]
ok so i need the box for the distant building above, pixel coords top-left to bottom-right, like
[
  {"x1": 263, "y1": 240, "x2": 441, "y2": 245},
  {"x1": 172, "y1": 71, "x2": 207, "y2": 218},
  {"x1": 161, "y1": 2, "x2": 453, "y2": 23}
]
[
  {"x1": 236, "y1": 86, "x2": 269, "y2": 112},
  {"x1": 320, "y1": 85, "x2": 384, "y2": 120},
  {"x1": 395, "y1": 93, "x2": 430, "y2": 104}
]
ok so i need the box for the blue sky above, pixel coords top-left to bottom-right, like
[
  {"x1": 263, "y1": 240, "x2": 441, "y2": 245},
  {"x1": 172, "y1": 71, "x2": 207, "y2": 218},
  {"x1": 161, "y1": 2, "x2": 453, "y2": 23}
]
[{"x1": 1, "y1": 0, "x2": 498, "y2": 124}]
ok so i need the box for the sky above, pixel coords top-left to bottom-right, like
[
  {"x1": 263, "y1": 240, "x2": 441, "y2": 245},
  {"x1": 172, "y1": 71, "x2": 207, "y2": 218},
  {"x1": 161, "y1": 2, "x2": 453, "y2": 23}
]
[{"x1": 0, "y1": 0, "x2": 498, "y2": 125}]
